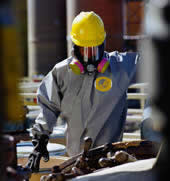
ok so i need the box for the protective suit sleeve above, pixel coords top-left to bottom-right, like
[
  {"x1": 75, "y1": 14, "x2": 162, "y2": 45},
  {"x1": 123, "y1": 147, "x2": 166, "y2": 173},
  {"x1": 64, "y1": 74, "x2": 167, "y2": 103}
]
[
  {"x1": 128, "y1": 52, "x2": 141, "y2": 85},
  {"x1": 121, "y1": 52, "x2": 140, "y2": 85},
  {"x1": 31, "y1": 67, "x2": 62, "y2": 137}
]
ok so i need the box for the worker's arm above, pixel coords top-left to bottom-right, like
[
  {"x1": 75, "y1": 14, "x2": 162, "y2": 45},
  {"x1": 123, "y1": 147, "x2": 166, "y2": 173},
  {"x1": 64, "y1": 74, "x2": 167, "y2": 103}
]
[
  {"x1": 126, "y1": 52, "x2": 141, "y2": 85},
  {"x1": 110, "y1": 51, "x2": 140, "y2": 86},
  {"x1": 27, "y1": 67, "x2": 63, "y2": 172}
]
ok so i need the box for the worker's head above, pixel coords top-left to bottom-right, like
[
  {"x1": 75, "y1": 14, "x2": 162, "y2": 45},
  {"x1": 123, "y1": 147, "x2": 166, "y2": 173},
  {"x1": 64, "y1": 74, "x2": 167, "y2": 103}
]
[{"x1": 70, "y1": 11, "x2": 109, "y2": 75}]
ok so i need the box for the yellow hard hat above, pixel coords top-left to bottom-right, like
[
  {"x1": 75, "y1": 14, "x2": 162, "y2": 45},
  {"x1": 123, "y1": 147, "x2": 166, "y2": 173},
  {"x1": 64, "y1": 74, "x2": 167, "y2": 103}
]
[{"x1": 70, "y1": 11, "x2": 106, "y2": 47}]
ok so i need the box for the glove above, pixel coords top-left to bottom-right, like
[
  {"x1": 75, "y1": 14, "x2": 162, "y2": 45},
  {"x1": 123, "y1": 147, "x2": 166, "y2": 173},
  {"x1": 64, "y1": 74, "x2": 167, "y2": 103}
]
[{"x1": 26, "y1": 134, "x2": 49, "y2": 172}]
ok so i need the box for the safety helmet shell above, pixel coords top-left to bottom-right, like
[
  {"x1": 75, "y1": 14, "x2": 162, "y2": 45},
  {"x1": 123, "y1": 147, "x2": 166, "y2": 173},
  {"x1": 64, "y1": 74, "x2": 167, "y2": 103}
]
[{"x1": 70, "y1": 11, "x2": 106, "y2": 47}]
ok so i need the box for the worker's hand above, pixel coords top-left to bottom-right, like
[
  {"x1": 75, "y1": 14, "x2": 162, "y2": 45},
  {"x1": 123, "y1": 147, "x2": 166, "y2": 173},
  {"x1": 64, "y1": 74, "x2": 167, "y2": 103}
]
[{"x1": 25, "y1": 134, "x2": 49, "y2": 172}]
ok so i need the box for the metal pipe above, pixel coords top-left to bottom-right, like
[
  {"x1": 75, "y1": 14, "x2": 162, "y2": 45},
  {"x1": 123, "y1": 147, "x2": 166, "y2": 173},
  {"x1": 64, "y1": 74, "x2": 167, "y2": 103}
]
[{"x1": 27, "y1": 0, "x2": 67, "y2": 77}]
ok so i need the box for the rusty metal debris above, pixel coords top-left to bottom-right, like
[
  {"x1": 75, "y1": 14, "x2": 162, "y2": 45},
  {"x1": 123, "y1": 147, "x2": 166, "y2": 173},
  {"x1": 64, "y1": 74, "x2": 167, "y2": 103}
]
[
  {"x1": 99, "y1": 150, "x2": 137, "y2": 168},
  {"x1": 40, "y1": 136, "x2": 160, "y2": 181}
]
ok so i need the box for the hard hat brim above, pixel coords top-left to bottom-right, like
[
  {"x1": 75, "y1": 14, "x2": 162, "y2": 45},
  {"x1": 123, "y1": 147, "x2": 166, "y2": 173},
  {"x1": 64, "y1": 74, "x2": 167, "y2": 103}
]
[{"x1": 71, "y1": 34, "x2": 106, "y2": 47}]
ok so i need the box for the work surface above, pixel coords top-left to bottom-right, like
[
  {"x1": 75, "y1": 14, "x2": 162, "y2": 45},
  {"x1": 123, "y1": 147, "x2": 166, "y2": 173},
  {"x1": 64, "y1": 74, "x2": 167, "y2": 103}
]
[{"x1": 71, "y1": 158, "x2": 157, "y2": 181}]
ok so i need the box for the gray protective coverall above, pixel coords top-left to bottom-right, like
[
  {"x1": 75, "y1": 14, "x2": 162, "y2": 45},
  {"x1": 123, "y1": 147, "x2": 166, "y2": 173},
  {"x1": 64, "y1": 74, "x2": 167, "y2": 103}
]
[{"x1": 31, "y1": 51, "x2": 139, "y2": 156}]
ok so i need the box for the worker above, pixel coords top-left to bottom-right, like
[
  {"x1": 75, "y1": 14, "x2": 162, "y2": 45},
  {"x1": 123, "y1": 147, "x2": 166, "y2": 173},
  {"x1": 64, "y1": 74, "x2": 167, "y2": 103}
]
[{"x1": 26, "y1": 11, "x2": 140, "y2": 172}]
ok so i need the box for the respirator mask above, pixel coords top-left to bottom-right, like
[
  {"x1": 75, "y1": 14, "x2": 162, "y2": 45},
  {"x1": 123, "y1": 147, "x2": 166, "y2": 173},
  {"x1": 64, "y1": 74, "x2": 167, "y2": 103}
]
[{"x1": 69, "y1": 42, "x2": 109, "y2": 75}]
